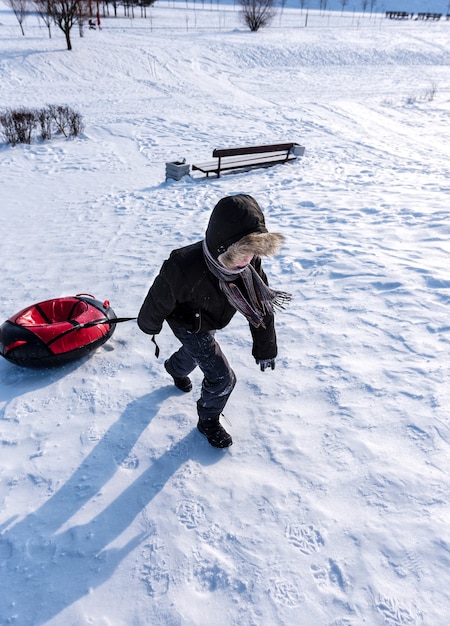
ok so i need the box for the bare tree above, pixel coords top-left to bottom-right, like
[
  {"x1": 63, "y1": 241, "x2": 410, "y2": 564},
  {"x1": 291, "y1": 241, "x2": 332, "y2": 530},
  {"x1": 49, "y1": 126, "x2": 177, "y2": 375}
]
[
  {"x1": 103, "y1": 0, "x2": 119, "y2": 17},
  {"x1": 139, "y1": 0, "x2": 156, "y2": 18},
  {"x1": 238, "y1": 0, "x2": 276, "y2": 31},
  {"x1": 6, "y1": 0, "x2": 30, "y2": 35},
  {"x1": 34, "y1": 0, "x2": 53, "y2": 37},
  {"x1": 44, "y1": 0, "x2": 89, "y2": 50},
  {"x1": 76, "y1": 0, "x2": 86, "y2": 36},
  {"x1": 319, "y1": 0, "x2": 328, "y2": 14}
]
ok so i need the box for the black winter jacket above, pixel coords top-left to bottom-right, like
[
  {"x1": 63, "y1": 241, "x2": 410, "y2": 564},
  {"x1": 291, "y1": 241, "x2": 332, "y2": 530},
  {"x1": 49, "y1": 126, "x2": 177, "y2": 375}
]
[{"x1": 137, "y1": 241, "x2": 277, "y2": 361}]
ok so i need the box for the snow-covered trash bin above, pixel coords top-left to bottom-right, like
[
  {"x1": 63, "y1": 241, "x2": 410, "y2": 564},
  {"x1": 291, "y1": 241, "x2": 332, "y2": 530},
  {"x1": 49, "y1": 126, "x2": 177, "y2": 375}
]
[
  {"x1": 165, "y1": 160, "x2": 190, "y2": 181},
  {"x1": 290, "y1": 144, "x2": 305, "y2": 156}
]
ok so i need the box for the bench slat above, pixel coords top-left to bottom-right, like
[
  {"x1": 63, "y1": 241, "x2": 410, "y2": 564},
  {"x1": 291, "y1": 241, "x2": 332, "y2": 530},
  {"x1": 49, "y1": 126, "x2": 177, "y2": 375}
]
[
  {"x1": 219, "y1": 150, "x2": 291, "y2": 164},
  {"x1": 213, "y1": 143, "x2": 295, "y2": 158}
]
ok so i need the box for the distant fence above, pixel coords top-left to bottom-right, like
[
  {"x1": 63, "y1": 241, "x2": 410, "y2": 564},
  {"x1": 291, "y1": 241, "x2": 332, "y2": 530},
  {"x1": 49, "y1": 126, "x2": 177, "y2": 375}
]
[{"x1": 385, "y1": 11, "x2": 448, "y2": 21}]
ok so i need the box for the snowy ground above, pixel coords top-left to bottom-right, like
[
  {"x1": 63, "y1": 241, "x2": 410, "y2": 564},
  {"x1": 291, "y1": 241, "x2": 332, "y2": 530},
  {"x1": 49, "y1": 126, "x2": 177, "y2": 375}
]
[{"x1": 1, "y1": 2, "x2": 450, "y2": 624}]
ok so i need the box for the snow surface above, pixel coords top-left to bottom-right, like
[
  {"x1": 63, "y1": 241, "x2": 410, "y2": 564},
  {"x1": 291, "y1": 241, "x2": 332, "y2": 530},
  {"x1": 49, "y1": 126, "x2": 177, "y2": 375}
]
[{"x1": 1, "y1": 2, "x2": 450, "y2": 625}]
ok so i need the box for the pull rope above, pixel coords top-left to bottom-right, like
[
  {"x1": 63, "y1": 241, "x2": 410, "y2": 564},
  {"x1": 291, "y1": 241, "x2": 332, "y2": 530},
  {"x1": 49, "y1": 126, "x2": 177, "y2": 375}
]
[{"x1": 46, "y1": 316, "x2": 137, "y2": 347}]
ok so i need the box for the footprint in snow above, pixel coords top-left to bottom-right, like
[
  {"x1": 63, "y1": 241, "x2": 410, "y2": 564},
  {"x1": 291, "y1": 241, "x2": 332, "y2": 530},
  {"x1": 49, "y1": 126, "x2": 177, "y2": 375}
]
[
  {"x1": 376, "y1": 594, "x2": 415, "y2": 625},
  {"x1": 116, "y1": 452, "x2": 139, "y2": 470},
  {"x1": 140, "y1": 561, "x2": 170, "y2": 597},
  {"x1": 176, "y1": 500, "x2": 205, "y2": 529},
  {"x1": 139, "y1": 541, "x2": 170, "y2": 597},
  {"x1": 269, "y1": 577, "x2": 305, "y2": 608},
  {"x1": 191, "y1": 551, "x2": 246, "y2": 594},
  {"x1": 286, "y1": 523, "x2": 325, "y2": 554},
  {"x1": 311, "y1": 558, "x2": 348, "y2": 592}
]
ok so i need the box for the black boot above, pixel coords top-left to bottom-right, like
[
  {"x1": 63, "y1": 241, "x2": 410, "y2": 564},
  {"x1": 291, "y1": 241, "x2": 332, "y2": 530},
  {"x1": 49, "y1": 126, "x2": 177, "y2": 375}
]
[
  {"x1": 197, "y1": 418, "x2": 232, "y2": 448},
  {"x1": 164, "y1": 360, "x2": 192, "y2": 393}
]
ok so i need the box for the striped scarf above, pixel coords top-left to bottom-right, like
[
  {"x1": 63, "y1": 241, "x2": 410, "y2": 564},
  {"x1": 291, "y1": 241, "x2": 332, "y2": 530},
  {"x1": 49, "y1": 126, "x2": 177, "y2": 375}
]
[{"x1": 202, "y1": 239, "x2": 291, "y2": 328}]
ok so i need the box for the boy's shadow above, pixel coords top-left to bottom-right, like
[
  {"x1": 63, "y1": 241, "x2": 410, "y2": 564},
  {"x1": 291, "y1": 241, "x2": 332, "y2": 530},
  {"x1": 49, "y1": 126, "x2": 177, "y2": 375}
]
[{"x1": 0, "y1": 388, "x2": 223, "y2": 625}]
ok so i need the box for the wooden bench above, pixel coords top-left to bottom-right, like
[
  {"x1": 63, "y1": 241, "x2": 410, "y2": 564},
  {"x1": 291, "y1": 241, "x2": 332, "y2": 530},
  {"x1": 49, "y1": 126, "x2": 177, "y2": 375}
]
[
  {"x1": 385, "y1": 10, "x2": 411, "y2": 19},
  {"x1": 416, "y1": 11, "x2": 442, "y2": 20},
  {"x1": 192, "y1": 142, "x2": 305, "y2": 178}
]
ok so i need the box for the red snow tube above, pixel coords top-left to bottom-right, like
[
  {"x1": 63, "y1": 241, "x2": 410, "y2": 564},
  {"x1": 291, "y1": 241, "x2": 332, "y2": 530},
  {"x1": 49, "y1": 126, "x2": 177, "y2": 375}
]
[{"x1": 0, "y1": 294, "x2": 117, "y2": 368}]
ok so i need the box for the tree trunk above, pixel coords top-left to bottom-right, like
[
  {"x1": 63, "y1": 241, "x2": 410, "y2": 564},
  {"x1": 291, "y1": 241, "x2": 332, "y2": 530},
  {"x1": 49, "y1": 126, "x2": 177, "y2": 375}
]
[{"x1": 64, "y1": 28, "x2": 72, "y2": 50}]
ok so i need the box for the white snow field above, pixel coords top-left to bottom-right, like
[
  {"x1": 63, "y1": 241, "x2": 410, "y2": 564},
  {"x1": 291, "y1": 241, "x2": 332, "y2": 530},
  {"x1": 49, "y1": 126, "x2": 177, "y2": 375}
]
[{"x1": 1, "y1": 1, "x2": 449, "y2": 624}]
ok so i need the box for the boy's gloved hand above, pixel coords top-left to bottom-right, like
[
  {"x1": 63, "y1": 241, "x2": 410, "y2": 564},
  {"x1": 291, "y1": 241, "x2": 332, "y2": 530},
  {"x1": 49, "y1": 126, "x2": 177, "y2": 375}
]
[{"x1": 256, "y1": 358, "x2": 276, "y2": 372}]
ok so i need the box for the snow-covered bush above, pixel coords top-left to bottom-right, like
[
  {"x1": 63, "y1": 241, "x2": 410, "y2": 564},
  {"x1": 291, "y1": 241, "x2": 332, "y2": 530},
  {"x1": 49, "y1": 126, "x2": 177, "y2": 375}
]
[{"x1": 0, "y1": 105, "x2": 84, "y2": 145}]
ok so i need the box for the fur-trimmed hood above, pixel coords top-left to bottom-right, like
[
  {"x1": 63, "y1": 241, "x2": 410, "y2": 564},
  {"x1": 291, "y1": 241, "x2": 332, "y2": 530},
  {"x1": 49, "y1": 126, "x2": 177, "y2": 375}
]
[
  {"x1": 205, "y1": 194, "x2": 284, "y2": 267},
  {"x1": 218, "y1": 232, "x2": 284, "y2": 269}
]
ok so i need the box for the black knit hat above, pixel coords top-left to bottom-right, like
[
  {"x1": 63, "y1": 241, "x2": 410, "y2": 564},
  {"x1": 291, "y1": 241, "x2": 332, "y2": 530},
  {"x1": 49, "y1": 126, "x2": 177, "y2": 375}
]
[{"x1": 205, "y1": 194, "x2": 268, "y2": 258}]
